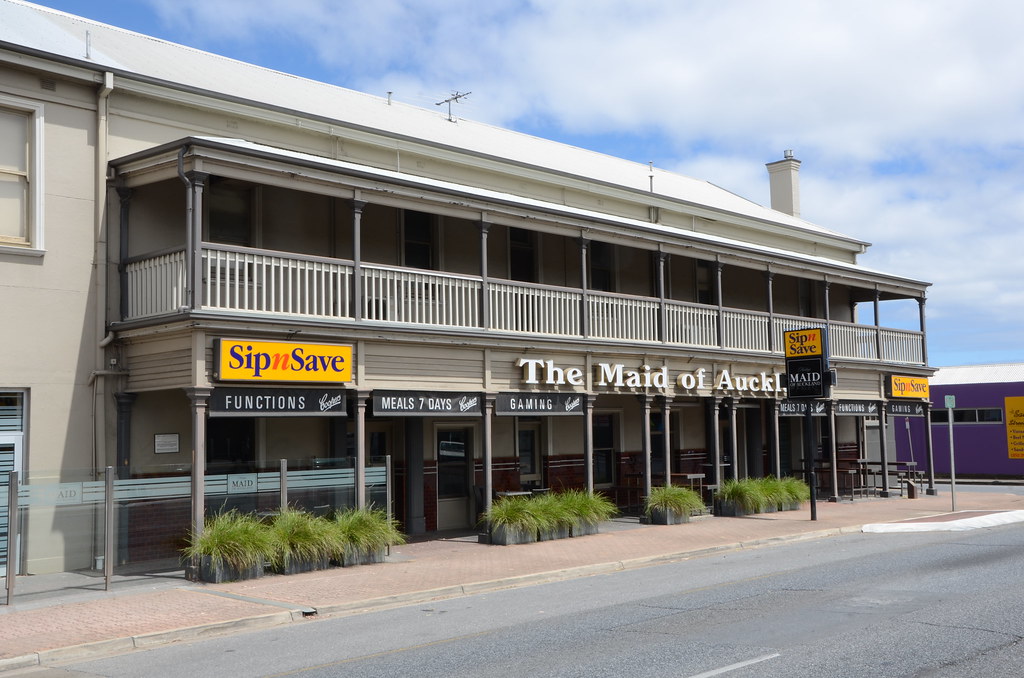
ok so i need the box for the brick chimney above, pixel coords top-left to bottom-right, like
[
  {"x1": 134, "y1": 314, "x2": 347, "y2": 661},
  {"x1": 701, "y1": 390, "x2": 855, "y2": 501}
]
[{"x1": 766, "y1": 150, "x2": 801, "y2": 217}]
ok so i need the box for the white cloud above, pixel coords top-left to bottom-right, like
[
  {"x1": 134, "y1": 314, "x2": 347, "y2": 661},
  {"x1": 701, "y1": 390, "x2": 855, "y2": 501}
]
[{"x1": 136, "y1": 0, "x2": 1024, "y2": 364}]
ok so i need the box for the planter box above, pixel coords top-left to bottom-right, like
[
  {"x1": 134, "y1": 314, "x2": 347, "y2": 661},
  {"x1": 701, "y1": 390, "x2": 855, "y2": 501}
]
[
  {"x1": 197, "y1": 555, "x2": 264, "y2": 583},
  {"x1": 274, "y1": 557, "x2": 331, "y2": 576},
  {"x1": 714, "y1": 499, "x2": 747, "y2": 518},
  {"x1": 648, "y1": 507, "x2": 691, "y2": 525},
  {"x1": 490, "y1": 524, "x2": 538, "y2": 545},
  {"x1": 342, "y1": 548, "x2": 387, "y2": 567},
  {"x1": 538, "y1": 525, "x2": 571, "y2": 541},
  {"x1": 570, "y1": 520, "x2": 599, "y2": 537}
]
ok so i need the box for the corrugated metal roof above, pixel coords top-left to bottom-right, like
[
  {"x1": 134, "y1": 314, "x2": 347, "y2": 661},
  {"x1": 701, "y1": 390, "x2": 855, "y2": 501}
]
[
  {"x1": 0, "y1": 0, "x2": 861, "y2": 247},
  {"x1": 161, "y1": 136, "x2": 915, "y2": 283},
  {"x1": 930, "y1": 364, "x2": 1024, "y2": 386}
]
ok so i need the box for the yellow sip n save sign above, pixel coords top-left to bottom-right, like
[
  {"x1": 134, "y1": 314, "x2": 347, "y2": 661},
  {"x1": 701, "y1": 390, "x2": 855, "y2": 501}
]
[
  {"x1": 783, "y1": 328, "x2": 824, "y2": 358},
  {"x1": 888, "y1": 375, "x2": 930, "y2": 399},
  {"x1": 216, "y1": 339, "x2": 352, "y2": 383}
]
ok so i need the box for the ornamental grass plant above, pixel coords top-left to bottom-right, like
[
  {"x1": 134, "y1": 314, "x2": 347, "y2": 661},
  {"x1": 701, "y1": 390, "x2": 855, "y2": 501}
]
[
  {"x1": 482, "y1": 495, "x2": 542, "y2": 531},
  {"x1": 645, "y1": 484, "x2": 706, "y2": 518},
  {"x1": 182, "y1": 508, "x2": 274, "y2": 574},
  {"x1": 332, "y1": 506, "x2": 406, "y2": 561},
  {"x1": 715, "y1": 478, "x2": 769, "y2": 515},
  {"x1": 268, "y1": 509, "x2": 339, "y2": 572},
  {"x1": 529, "y1": 492, "x2": 576, "y2": 539},
  {"x1": 780, "y1": 476, "x2": 811, "y2": 507},
  {"x1": 754, "y1": 476, "x2": 787, "y2": 511},
  {"x1": 556, "y1": 488, "x2": 618, "y2": 533}
]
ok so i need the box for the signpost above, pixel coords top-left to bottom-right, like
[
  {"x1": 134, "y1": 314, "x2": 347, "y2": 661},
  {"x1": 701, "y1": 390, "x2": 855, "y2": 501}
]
[
  {"x1": 945, "y1": 394, "x2": 956, "y2": 511},
  {"x1": 783, "y1": 328, "x2": 831, "y2": 522}
]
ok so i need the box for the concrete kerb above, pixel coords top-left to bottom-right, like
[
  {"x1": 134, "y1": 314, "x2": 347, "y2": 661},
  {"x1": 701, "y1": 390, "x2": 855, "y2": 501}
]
[
  {"x1": 314, "y1": 528, "x2": 854, "y2": 620},
  {"x1": 1, "y1": 505, "x2": 1012, "y2": 673},
  {"x1": 0, "y1": 610, "x2": 297, "y2": 673}
]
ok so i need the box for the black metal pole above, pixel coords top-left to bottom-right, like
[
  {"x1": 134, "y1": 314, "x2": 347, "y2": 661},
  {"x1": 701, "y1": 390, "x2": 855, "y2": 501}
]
[{"x1": 804, "y1": 404, "x2": 817, "y2": 521}]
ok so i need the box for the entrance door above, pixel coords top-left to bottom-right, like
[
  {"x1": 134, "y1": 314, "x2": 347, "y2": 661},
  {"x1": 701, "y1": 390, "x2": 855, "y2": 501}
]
[
  {"x1": 593, "y1": 413, "x2": 617, "y2": 486},
  {"x1": 436, "y1": 427, "x2": 473, "y2": 530},
  {"x1": 518, "y1": 421, "x2": 541, "y2": 487},
  {"x1": 0, "y1": 433, "x2": 23, "y2": 577}
]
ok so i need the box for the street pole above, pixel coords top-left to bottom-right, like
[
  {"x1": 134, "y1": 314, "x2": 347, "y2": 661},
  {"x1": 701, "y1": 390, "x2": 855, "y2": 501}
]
[
  {"x1": 805, "y1": 404, "x2": 817, "y2": 521},
  {"x1": 948, "y1": 405, "x2": 956, "y2": 512}
]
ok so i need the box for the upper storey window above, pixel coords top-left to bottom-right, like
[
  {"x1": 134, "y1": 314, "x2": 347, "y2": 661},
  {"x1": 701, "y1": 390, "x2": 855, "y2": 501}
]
[
  {"x1": 509, "y1": 227, "x2": 537, "y2": 283},
  {"x1": 589, "y1": 240, "x2": 615, "y2": 292},
  {"x1": 0, "y1": 96, "x2": 44, "y2": 255},
  {"x1": 208, "y1": 177, "x2": 256, "y2": 247},
  {"x1": 403, "y1": 210, "x2": 435, "y2": 270}
]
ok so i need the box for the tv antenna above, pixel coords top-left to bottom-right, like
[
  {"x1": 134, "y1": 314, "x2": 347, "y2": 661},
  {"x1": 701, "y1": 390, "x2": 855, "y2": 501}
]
[{"x1": 436, "y1": 91, "x2": 471, "y2": 122}]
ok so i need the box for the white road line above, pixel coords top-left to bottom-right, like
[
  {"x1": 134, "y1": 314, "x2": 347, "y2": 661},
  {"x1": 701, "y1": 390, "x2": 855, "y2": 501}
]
[{"x1": 687, "y1": 652, "x2": 782, "y2": 677}]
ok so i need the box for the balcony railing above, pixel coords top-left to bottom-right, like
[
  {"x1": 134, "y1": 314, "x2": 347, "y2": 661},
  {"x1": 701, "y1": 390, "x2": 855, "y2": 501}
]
[{"x1": 121, "y1": 244, "x2": 926, "y2": 366}]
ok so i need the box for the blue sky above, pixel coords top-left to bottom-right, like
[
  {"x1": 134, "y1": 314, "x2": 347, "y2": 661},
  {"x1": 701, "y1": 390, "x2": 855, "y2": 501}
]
[{"x1": 35, "y1": 0, "x2": 1024, "y2": 368}]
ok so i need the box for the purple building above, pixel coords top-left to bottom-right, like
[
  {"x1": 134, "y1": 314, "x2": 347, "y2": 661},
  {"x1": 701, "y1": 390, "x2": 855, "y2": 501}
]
[{"x1": 895, "y1": 364, "x2": 1024, "y2": 478}]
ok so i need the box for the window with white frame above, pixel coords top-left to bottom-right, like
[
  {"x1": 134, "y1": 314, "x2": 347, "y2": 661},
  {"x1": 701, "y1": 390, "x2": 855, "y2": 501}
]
[{"x1": 0, "y1": 96, "x2": 43, "y2": 253}]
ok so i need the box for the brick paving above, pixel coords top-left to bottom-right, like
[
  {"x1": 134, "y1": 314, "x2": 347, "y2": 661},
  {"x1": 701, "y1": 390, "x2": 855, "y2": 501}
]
[{"x1": 2, "y1": 489, "x2": 1023, "y2": 670}]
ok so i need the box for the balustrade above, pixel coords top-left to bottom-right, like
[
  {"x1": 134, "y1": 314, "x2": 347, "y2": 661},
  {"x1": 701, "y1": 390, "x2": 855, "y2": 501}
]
[{"x1": 121, "y1": 245, "x2": 926, "y2": 366}]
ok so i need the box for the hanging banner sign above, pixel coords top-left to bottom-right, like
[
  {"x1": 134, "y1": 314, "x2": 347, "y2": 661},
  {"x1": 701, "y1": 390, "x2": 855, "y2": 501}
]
[
  {"x1": 784, "y1": 327, "x2": 825, "y2": 358},
  {"x1": 779, "y1": 400, "x2": 829, "y2": 417},
  {"x1": 209, "y1": 388, "x2": 347, "y2": 417},
  {"x1": 834, "y1": 400, "x2": 880, "y2": 417},
  {"x1": 373, "y1": 390, "x2": 482, "y2": 416},
  {"x1": 886, "y1": 401, "x2": 926, "y2": 417},
  {"x1": 215, "y1": 338, "x2": 352, "y2": 383},
  {"x1": 495, "y1": 392, "x2": 585, "y2": 416},
  {"x1": 783, "y1": 328, "x2": 830, "y2": 399},
  {"x1": 886, "y1": 375, "x2": 930, "y2": 400}
]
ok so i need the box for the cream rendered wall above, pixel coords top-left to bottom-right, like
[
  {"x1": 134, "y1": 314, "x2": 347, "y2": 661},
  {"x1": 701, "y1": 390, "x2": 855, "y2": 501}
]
[
  {"x1": 678, "y1": 404, "x2": 707, "y2": 449},
  {"x1": 549, "y1": 417, "x2": 585, "y2": 457},
  {"x1": 0, "y1": 83, "x2": 98, "y2": 475},
  {"x1": 0, "y1": 73, "x2": 108, "y2": 573},
  {"x1": 490, "y1": 416, "x2": 516, "y2": 461},
  {"x1": 129, "y1": 390, "x2": 192, "y2": 476},
  {"x1": 263, "y1": 417, "x2": 329, "y2": 466}
]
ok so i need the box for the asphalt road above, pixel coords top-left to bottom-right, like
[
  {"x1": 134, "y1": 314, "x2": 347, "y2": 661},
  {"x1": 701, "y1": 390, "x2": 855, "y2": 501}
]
[{"x1": 29, "y1": 522, "x2": 1024, "y2": 678}]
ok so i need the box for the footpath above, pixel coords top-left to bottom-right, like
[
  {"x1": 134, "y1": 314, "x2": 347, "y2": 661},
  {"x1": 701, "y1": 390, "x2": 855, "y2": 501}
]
[{"x1": 3, "y1": 489, "x2": 1024, "y2": 672}]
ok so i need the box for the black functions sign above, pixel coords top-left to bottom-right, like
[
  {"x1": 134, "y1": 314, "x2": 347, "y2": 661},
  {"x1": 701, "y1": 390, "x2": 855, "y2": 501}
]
[
  {"x1": 373, "y1": 391, "x2": 483, "y2": 416},
  {"x1": 495, "y1": 392, "x2": 585, "y2": 416},
  {"x1": 209, "y1": 388, "x2": 347, "y2": 417},
  {"x1": 835, "y1": 400, "x2": 879, "y2": 417}
]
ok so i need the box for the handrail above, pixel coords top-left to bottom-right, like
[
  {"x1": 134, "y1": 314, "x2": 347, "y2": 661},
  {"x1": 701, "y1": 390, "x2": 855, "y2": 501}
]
[{"x1": 121, "y1": 246, "x2": 927, "y2": 365}]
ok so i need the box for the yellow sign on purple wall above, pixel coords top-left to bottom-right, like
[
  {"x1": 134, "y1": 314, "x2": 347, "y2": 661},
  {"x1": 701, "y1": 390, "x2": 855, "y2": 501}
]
[
  {"x1": 215, "y1": 339, "x2": 352, "y2": 383},
  {"x1": 1007, "y1": 397, "x2": 1024, "y2": 460},
  {"x1": 888, "y1": 375, "x2": 930, "y2": 400}
]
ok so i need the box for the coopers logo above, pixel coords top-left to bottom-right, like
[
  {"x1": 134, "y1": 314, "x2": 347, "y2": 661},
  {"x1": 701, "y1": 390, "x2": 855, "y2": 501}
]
[{"x1": 216, "y1": 339, "x2": 352, "y2": 383}]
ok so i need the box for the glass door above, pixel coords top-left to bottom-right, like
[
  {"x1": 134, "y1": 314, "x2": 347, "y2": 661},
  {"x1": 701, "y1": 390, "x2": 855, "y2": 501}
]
[
  {"x1": 436, "y1": 427, "x2": 473, "y2": 530},
  {"x1": 0, "y1": 433, "x2": 23, "y2": 578},
  {"x1": 593, "y1": 413, "x2": 617, "y2": 486}
]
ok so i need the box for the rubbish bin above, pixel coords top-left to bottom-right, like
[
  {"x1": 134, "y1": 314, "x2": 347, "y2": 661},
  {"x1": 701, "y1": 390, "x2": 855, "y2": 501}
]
[{"x1": 906, "y1": 480, "x2": 918, "y2": 499}]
